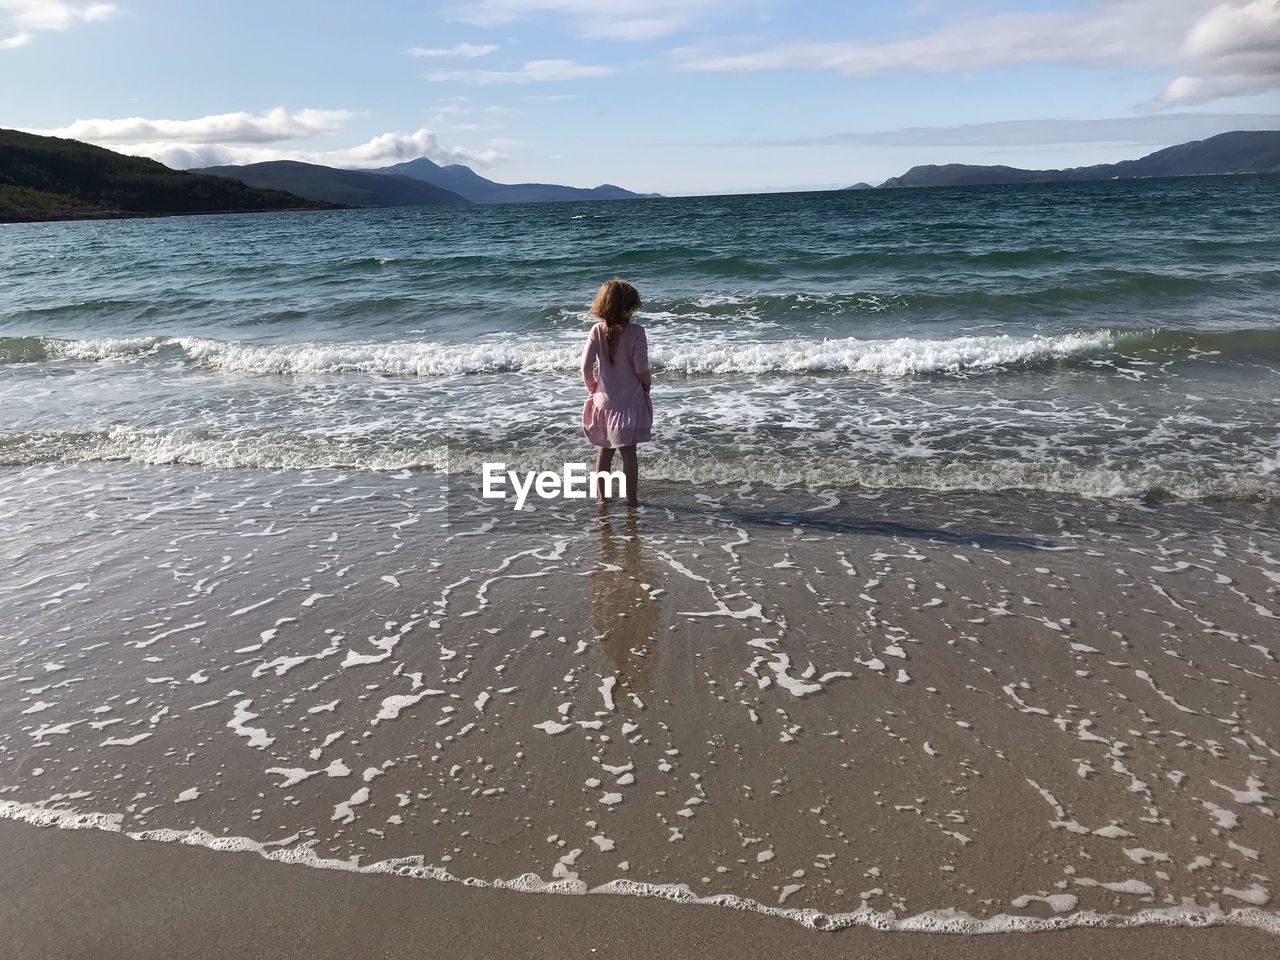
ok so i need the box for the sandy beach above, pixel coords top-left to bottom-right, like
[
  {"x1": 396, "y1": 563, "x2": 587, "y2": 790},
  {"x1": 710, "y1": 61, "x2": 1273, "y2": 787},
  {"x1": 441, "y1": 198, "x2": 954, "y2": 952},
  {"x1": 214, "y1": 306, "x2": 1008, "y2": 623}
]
[
  {"x1": 3, "y1": 818, "x2": 1276, "y2": 960},
  {"x1": 2, "y1": 463, "x2": 1277, "y2": 955}
]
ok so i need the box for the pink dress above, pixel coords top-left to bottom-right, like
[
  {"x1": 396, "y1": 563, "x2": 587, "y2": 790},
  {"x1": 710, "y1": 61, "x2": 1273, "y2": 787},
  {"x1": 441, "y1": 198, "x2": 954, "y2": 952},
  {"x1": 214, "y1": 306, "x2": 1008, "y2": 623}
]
[{"x1": 581, "y1": 321, "x2": 653, "y2": 448}]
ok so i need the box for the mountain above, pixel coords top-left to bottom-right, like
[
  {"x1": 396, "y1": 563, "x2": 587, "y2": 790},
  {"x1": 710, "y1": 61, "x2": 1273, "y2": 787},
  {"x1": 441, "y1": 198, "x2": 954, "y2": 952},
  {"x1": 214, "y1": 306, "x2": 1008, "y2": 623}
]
[
  {"x1": 843, "y1": 182, "x2": 874, "y2": 190},
  {"x1": 0, "y1": 129, "x2": 331, "y2": 223},
  {"x1": 879, "y1": 130, "x2": 1280, "y2": 189},
  {"x1": 376, "y1": 157, "x2": 659, "y2": 204},
  {"x1": 195, "y1": 161, "x2": 469, "y2": 208}
]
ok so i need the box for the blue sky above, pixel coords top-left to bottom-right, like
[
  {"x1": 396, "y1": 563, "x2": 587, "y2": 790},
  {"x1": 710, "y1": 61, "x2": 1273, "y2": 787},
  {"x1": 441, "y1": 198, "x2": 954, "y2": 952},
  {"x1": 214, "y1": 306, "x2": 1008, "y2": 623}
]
[{"x1": 2, "y1": 0, "x2": 1279, "y2": 193}]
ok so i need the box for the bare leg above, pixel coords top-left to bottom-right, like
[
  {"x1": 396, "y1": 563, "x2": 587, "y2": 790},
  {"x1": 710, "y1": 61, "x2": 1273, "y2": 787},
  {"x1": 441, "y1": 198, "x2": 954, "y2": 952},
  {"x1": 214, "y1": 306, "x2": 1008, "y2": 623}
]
[
  {"x1": 593, "y1": 447, "x2": 616, "y2": 501},
  {"x1": 619, "y1": 445, "x2": 639, "y2": 506}
]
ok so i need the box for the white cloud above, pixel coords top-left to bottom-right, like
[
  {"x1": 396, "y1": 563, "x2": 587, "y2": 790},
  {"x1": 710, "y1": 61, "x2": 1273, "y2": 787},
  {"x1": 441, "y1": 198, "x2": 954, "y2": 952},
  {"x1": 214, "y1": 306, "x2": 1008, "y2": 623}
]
[
  {"x1": 408, "y1": 42, "x2": 498, "y2": 58},
  {"x1": 1186, "y1": 0, "x2": 1280, "y2": 57},
  {"x1": 450, "y1": 0, "x2": 741, "y2": 40},
  {"x1": 94, "y1": 129, "x2": 502, "y2": 171},
  {"x1": 36, "y1": 108, "x2": 354, "y2": 145},
  {"x1": 1156, "y1": 0, "x2": 1280, "y2": 103},
  {"x1": 426, "y1": 57, "x2": 614, "y2": 84},
  {"x1": 27, "y1": 106, "x2": 500, "y2": 170},
  {"x1": 0, "y1": 0, "x2": 114, "y2": 48},
  {"x1": 678, "y1": 2, "x2": 1212, "y2": 76},
  {"x1": 332, "y1": 128, "x2": 501, "y2": 166},
  {"x1": 745, "y1": 112, "x2": 1280, "y2": 149},
  {"x1": 675, "y1": 1, "x2": 1280, "y2": 107}
]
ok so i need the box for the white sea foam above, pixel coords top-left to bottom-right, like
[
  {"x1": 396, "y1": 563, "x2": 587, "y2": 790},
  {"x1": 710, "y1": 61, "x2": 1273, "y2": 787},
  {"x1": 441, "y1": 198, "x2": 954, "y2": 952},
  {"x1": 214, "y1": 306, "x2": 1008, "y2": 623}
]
[
  {"x1": 655, "y1": 331, "x2": 1115, "y2": 376},
  {"x1": 178, "y1": 331, "x2": 1117, "y2": 377},
  {"x1": 1, "y1": 799, "x2": 1277, "y2": 937},
  {"x1": 0, "y1": 798, "x2": 123, "y2": 832},
  {"x1": 5, "y1": 424, "x2": 1274, "y2": 502},
  {"x1": 28, "y1": 330, "x2": 1117, "y2": 378},
  {"x1": 41, "y1": 336, "x2": 168, "y2": 362}
]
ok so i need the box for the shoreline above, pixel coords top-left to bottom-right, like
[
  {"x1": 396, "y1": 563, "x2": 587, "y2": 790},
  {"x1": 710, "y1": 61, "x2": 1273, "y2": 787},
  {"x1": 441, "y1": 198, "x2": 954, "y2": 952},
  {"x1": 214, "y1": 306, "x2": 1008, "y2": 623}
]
[
  {"x1": 3, "y1": 820, "x2": 1276, "y2": 960},
  {"x1": 3, "y1": 796, "x2": 1276, "y2": 937},
  {"x1": 2, "y1": 464, "x2": 1278, "y2": 952}
]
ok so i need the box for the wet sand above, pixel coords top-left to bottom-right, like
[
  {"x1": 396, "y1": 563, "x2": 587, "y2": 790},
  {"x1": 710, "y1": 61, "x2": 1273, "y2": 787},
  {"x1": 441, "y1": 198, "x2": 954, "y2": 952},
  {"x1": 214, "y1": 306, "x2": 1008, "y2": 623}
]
[
  {"x1": 3, "y1": 819, "x2": 1276, "y2": 960},
  {"x1": 2, "y1": 463, "x2": 1278, "y2": 950}
]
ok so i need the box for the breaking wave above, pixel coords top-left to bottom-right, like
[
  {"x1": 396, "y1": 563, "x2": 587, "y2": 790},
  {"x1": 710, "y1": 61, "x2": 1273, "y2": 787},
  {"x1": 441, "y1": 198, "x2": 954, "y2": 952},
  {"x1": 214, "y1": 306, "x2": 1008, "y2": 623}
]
[
  {"x1": 6, "y1": 327, "x2": 1278, "y2": 378},
  {"x1": 0, "y1": 330, "x2": 1119, "y2": 377}
]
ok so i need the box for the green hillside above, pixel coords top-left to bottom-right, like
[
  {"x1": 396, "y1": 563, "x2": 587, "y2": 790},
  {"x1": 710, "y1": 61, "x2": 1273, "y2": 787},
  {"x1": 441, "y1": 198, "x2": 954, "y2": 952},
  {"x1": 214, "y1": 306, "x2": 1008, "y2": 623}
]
[
  {"x1": 0, "y1": 128, "x2": 333, "y2": 223},
  {"x1": 879, "y1": 130, "x2": 1280, "y2": 189},
  {"x1": 196, "y1": 161, "x2": 470, "y2": 207},
  {"x1": 378, "y1": 156, "x2": 659, "y2": 203}
]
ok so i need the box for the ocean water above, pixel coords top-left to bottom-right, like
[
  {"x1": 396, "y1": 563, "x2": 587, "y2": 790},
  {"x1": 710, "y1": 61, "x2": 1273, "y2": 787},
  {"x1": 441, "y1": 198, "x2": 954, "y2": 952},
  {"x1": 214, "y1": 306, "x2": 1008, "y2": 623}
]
[{"x1": 2, "y1": 174, "x2": 1279, "y2": 500}]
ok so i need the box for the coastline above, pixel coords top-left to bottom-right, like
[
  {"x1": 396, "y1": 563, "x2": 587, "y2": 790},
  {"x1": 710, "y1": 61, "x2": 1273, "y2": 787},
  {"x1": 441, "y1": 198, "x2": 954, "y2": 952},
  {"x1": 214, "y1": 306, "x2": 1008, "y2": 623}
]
[{"x1": 2, "y1": 819, "x2": 1276, "y2": 960}]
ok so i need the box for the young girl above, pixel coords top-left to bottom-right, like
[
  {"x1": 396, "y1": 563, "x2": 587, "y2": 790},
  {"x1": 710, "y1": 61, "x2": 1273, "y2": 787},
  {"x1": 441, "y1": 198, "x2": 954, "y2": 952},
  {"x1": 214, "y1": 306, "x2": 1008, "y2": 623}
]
[{"x1": 580, "y1": 278, "x2": 651, "y2": 505}]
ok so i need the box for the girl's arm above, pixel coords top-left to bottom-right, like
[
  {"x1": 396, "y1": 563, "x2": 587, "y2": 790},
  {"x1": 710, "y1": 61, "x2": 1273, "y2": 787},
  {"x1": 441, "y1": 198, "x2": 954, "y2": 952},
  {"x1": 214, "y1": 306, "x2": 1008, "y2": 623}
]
[
  {"x1": 634, "y1": 326, "x2": 651, "y2": 392},
  {"x1": 581, "y1": 324, "x2": 600, "y2": 392}
]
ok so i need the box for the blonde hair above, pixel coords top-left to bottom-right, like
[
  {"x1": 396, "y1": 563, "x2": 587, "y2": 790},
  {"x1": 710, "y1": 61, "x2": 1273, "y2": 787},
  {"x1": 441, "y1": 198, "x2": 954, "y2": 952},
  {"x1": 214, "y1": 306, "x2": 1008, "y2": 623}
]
[{"x1": 590, "y1": 277, "x2": 641, "y2": 365}]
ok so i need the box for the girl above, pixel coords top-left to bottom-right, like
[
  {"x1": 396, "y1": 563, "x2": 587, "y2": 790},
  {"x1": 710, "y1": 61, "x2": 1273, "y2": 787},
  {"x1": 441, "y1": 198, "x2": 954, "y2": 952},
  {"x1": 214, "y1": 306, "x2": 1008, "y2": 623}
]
[{"x1": 580, "y1": 278, "x2": 651, "y2": 505}]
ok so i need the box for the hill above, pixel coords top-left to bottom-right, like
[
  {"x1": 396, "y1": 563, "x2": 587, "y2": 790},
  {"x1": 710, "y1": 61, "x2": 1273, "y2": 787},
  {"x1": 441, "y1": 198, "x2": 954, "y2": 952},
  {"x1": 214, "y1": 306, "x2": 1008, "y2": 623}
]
[
  {"x1": 376, "y1": 157, "x2": 659, "y2": 203},
  {"x1": 195, "y1": 161, "x2": 469, "y2": 208},
  {"x1": 879, "y1": 130, "x2": 1280, "y2": 189},
  {"x1": 0, "y1": 128, "x2": 331, "y2": 223}
]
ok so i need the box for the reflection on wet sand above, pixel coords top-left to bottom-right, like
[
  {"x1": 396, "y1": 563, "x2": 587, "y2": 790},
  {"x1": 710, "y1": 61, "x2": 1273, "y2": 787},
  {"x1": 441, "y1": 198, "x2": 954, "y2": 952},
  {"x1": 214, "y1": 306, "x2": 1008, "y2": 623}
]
[
  {"x1": 589, "y1": 507, "x2": 661, "y2": 704},
  {"x1": 5, "y1": 466, "x2": 1280, "y2": 930}
]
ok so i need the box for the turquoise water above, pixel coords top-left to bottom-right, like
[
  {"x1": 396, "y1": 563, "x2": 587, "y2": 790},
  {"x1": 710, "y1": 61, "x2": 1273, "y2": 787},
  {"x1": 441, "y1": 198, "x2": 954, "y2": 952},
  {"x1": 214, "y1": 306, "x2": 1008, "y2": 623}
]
[{"x1": 2, "y1": 175, "x2": 1278, "y2": 499}]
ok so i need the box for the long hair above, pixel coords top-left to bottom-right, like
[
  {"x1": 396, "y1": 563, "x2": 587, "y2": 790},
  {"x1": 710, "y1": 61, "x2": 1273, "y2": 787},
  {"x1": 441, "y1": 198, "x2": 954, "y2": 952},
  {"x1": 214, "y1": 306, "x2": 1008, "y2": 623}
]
[{"x1": 590, "y1": 278, "x2": 641, "y2": 365}]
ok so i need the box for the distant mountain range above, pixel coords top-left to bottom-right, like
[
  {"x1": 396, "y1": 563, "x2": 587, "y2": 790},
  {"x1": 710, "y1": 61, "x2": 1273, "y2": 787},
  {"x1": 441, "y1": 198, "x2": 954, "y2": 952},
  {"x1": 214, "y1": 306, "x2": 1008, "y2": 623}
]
[
  {"x1": 197, "y1": 156, "x2": 660, "y2": 207},
  {"x1": 197, "y1": 157, "x2": 658, "y2": 207},
  {"x1": 196, "y1": 161, "x2": 468, "y2": 208},
  {"x1": 375, "y1": 157, "x2": 660, "y2": 204},
  {"x1": 0, "y1": 129, "x2": 331, "y2": 223},
  {"x1": 877, "y1": 130, "x2": 1280, "y2": 189},
  {"x1": 6, "y1": 126, "x2": 1278, "y2": 224},
  {"x1": 2, "y1": 129, "x2": 657, "y2": 221}
]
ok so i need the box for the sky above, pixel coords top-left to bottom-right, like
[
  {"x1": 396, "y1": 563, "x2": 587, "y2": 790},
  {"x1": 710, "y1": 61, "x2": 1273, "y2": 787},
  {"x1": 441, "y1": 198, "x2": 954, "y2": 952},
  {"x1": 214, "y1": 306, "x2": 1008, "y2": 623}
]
[{"x1": 2, "y1": 0, "x2": 1279, "y2": 194}]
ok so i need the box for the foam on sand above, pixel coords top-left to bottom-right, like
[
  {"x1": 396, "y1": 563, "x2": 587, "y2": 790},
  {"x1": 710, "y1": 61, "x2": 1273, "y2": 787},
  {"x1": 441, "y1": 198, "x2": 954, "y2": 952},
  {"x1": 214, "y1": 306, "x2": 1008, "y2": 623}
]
[
  {"x1": 0, "y1": 798, "x2": 1276, "y2": 936},
  {"x1": 3, "y1": 468, "x2": 1279, "y2": 936}
]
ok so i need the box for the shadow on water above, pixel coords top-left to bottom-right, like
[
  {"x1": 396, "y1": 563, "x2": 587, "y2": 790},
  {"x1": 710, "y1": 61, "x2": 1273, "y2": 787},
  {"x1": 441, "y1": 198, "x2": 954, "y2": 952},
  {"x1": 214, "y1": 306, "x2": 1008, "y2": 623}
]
[
  {"x1": 653, "y1": 503, "x2": 1065, "y2": 552},
  {"x1": 589, "y1": 508, "x2": 662, "y2": 705}
]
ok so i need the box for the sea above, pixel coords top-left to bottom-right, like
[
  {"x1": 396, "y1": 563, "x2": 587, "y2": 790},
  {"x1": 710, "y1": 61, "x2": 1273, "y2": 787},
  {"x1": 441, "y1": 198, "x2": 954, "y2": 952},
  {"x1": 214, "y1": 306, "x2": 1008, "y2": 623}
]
[{"x1": 3, "y1": 173, "x2": 1279, "y2": 502}]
